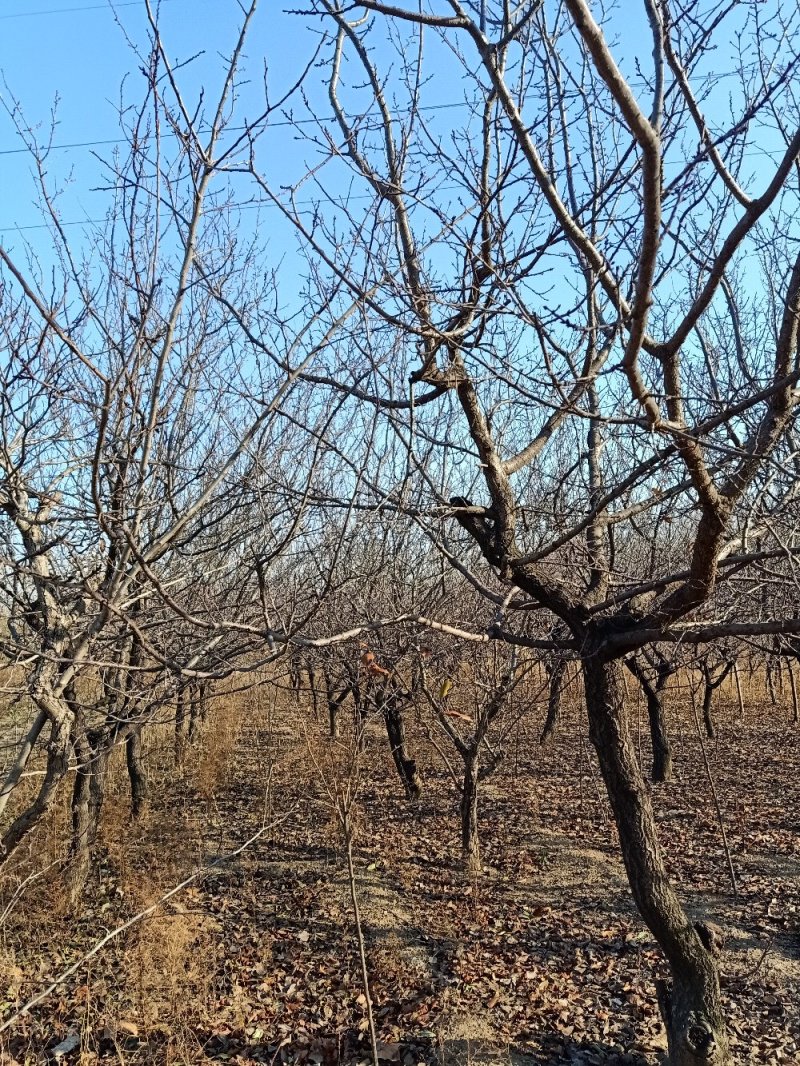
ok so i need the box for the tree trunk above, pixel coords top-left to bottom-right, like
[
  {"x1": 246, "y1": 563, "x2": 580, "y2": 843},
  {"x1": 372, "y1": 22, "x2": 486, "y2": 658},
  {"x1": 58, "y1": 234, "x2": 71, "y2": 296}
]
[
  {"x1": 0, "y1": 709, "x2": 47, "y2": 821},
  {"x1": 583, "y1": 653, "x2": 730, "y2": 1065},
  {"x1": 199, "y1": 682, "x2": 210, "y2": 724},
  {"x1": 307, "y1": 664, "x2": 320, "y2": 721},
  {"x1": 702, "y1": 678, "x2": 716, "y2": 740},
  {"x1": 766, "y1": 661, "x2": 777, "y2": 705},
  {"x1": 329, "y1": 696, "x2": 340, "y2": 739},
  {"x1": 789, "y1": 660, "x2": 799, "y2": 724},
  {"x1": 353, "y1": 682, "x2": 368, "y2": 749},
  {"x1": 188, "y1": 685, "x2": 202, "y2": 743},
  {"x1": 126, "y1": 727, "x2": 149, "y2": 818},
  {"x1": 325, "y1": 672, "x2": 351, "y2": 740},
  {"x1": 383, "y1": 694, "x2": 423, "y2": 800},
  {"x1": 460, "y1": 756, "x2": 481, "y2": 875},
  {"x1": 732, "y1": 663, "x2": 745, "y2": 721},
  {"x1": 174, "y1": 689, "x2": 188, "y2": 767},
  {"x1": 1, "y1": 712, "x2": 72, "y2": 860},
  {"x1": 68, "y1": 725, "x2": 94, "y2": 902},
  {"x1": 540, "y1": 657, "x2": 566, "y2": 746},
  {"x1": 88, "y1": 745, "x2": 110, "y2": 844},
  {"x1": 67, "y1": 728, "x2": 109, "y2": 902},
  {"x1": 703, "y1": 663, "x2": 733, "y2": 741},
  {"x1": 626, "y1": 657, "x2": 674, "y2": 783},
  {"x1": 289, "y1": 655, "x2": 303, "y2": 702}
]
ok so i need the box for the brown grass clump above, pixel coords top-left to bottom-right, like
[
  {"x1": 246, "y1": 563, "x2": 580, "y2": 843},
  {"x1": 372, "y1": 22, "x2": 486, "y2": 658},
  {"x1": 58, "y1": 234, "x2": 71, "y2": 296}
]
[
  {"x1": 191, "y1": 694, "x2": 243, "y2": 802},
  {"x1": 124, "y1": 904, "x2": 219, "y2": 1043}
]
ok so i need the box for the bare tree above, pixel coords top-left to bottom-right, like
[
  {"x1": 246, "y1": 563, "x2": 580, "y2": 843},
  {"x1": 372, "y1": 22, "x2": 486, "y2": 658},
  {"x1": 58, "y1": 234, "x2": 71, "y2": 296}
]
[
  {"x1": 420, "y1": 643, "x2": 535, "y2": 873},
  {"x1": 2, "y1": 0, "x2": 800, "y2": 1058},
  {"x1": 271, "y1": 2, "x2": 800, "y2": 1060},
  {"x1": 0, "y1": 3, "x2": 351, "y2": 892}
]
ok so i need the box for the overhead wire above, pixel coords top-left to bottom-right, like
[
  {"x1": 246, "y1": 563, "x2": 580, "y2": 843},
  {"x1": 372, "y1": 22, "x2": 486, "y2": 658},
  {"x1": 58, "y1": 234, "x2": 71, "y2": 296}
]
[
  {"x1": 1, "y1": 138, "x2": 790, "y2": 235},
  {"x1": 0, "y1": 2, "x2": 793, "y2": 233},
  {"x1": 0, "y1": 0, "x2": 182, "y2": 19}
]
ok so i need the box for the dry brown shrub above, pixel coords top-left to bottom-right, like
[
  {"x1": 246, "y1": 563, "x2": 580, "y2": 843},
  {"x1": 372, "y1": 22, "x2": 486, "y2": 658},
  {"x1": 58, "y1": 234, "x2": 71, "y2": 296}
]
[{"x1": 190, "y1": 695, "x2": 242, "y2": 803}]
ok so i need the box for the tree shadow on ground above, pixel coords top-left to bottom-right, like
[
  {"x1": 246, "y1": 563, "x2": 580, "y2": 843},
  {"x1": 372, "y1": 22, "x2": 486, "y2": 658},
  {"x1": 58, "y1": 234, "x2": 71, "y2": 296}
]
[{"x1": 436, "y1": 1035, "x2": 657, "y2": 1066}]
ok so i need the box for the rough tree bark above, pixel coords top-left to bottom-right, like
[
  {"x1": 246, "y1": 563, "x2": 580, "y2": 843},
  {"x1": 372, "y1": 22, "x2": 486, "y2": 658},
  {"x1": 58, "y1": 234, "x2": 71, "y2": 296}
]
[
  {"x1": 584, "y1": 650, "x2": 730, "y2": 1065},
  {"x1": 68, "y1": 722, "x2": 94, "y2": 902},
  {"x1": 381, "y1": 684, "x2": 423, "y2": 800},
  {"x1": 126, "y1": 727, "x2": 149, "y2": 819},
  {"x1": 540, "y1": 657, "x2": 567, "y2": 746},
  {"x1": 766, "y1": 661, "x2": 778, "y2": 706},
  {"x1": 199, "y1": 681, "x2": 210, "y2": 725},
  {"x1": 174, "y1": 689, "x2": 188, "y2": 767},
  {"x1": 289, "y1": 654, "x2": 304, "y2": 703},
  {"x1": 0, "y1": 710, "x2": 47, "y2": 822},
  {"x1": 626, "y1": 655, "x2": 674, "y2": 783},
  {"x1": 188, "y1": 684, "x2": 203, "y2": 743},
  {"x1": 788, "y1": 661, "x2": 799, "y2": 724},
  {"x1": 0, "y1": 680, "x2": 73, "y2": 860},
  {"x1": 702, "y1": 683, "x2": 716, "y2": 741},
  {"x1": 324, "y1": 669, "x2": 353, "y2": 740},
  {"x1": 461, "y1": 754, "x2": 481, "y2": 875}
]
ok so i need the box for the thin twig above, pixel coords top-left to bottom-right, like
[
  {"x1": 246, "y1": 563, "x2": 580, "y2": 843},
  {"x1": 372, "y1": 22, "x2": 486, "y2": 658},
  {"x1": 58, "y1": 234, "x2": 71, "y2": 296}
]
[
  {"x1": 343, "y1": 811, "x2": 379, "y2": 1066},
  {"x1": 690, "y1": 688, "x2": 738, "y2": 897}
]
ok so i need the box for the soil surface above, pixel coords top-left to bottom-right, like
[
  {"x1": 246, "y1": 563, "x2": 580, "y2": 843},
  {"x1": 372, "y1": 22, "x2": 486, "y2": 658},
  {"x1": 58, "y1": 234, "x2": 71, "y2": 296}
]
[{"x1": 0, "y1": 682, "x2": 798, "y2": 1065}]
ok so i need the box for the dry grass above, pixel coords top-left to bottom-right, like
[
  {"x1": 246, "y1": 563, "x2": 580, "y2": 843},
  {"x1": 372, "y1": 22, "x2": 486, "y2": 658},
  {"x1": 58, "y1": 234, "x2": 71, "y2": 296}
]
[
  {"x1": 0, "y1": 684, "x2": 259, "y2": 1066},
  {"x1": 125, "y1": 905, "x2": 219, "y2": 1048}
]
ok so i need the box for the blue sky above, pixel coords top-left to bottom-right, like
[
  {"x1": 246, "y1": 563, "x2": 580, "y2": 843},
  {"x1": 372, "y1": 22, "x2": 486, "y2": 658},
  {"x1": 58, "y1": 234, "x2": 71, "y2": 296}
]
[
  {"x1": 0, "y1": 0, "x2": 508, "y2": 292},
  {"x1": 1, "y1": 0, "x2": 796, "y2": 514},
  {"x1": 0, "y1": 1, "x2": 654, "y2": 232},
  {"x1": 1, "y1": 0, "x2": 782, "y2": 229},
  {"x1": 0, "y1": 1, "x2": 790, "y2": 310},
  {"x1": 0, "y1": 1, "x2": 322, "y2": 245}
]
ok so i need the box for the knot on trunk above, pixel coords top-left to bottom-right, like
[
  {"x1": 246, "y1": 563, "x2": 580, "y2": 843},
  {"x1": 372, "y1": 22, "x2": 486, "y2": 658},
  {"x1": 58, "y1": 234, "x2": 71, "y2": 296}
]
[
  {"x1": 694, "y1": 920, "x2": 725, "y2": 958},
  {"x1": 685, "y1": 1013, "x2": 718, "y2": 1058},
  {"x1": 656, "y1": 978, "x2": 728, "y2": 1065}
]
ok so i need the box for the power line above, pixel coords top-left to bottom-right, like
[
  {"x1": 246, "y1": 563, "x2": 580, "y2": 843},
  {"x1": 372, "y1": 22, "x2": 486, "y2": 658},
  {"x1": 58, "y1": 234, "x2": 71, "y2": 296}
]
[
  {"x1": 0, "y1": 188, "x2": 437, "y2": 234},
  {"x1": 0, "y1": 4, "x2": 778, "y2": 159},
  {"x1": 0, "y1": 70, "x2": 775, "y2": 160},
  {"x1": 0, "y1": 139, "x2": 789, "y2": 235},
  {"x1": 0, "y1": 0, "x2": 181, "y2": 20},
  {"x1": 0, "y1": 103, "x2": 469, "y2": 158},
  {"x1": 0, "y1": 0, "x2": 789, "y2": 227},
  {"x1": 0, "y1": 124, "x2": 784, "y2": 168}
]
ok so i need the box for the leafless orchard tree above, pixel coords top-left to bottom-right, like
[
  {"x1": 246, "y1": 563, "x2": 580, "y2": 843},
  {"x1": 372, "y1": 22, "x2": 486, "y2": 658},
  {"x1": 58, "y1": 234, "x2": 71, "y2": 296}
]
[
  {"x1": 267, "y1": 1, "x2": 800, "y2": 1061},
  {"x1": 0, "y1": 2, "x2": 365, "y2": 896},
  {"x1": 1, "y1": 0, "x2": 799, "y2": 1058},
  {"x1": 291, "y1": 516, "x2": 471, "y2": 792},
  {"x1": 419, "y1": 640, "x2": 539, "y2": 873}
]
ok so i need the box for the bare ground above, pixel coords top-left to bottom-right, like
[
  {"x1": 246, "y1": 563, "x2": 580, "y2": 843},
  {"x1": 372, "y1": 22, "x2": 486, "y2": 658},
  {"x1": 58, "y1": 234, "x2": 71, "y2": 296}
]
[{"x1": 0, "y1": 682, "x2": 798, "y2": 1065}]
